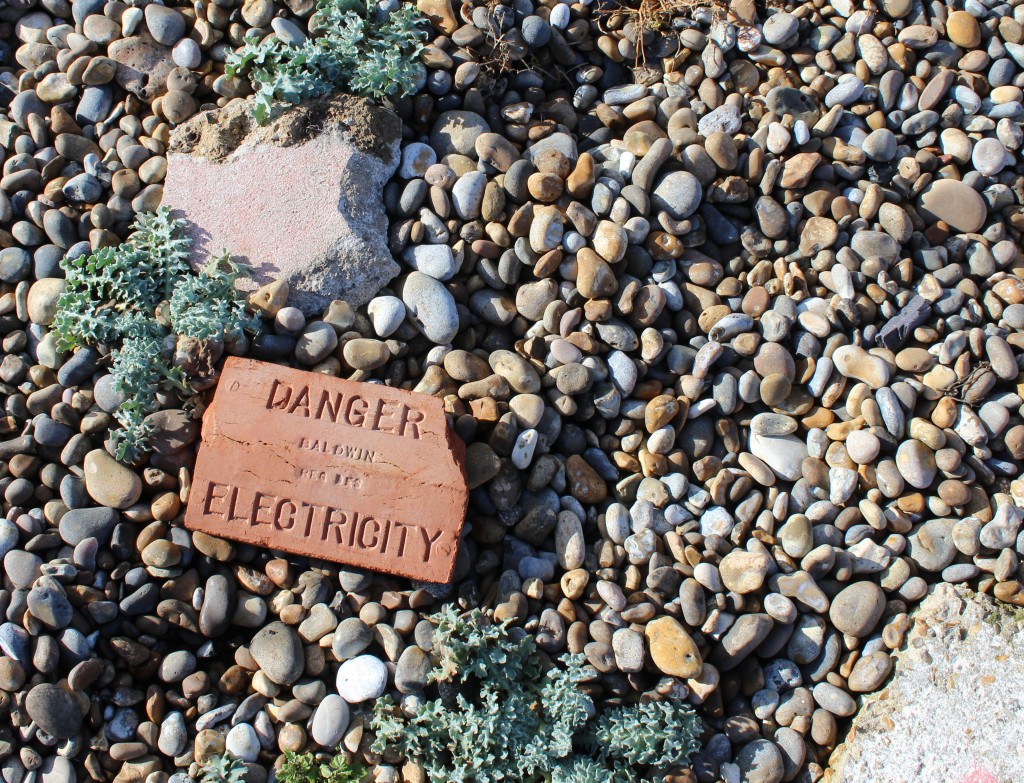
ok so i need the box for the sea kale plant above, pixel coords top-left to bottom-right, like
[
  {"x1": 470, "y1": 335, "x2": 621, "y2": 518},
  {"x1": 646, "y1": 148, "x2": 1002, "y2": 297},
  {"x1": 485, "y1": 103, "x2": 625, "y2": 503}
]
[
  {"x1": 52, "y1": 207, "x2": 258, "y2": 463},
  {"x1": 370, "y1": 607, "x2": 702, "y2": 783},
  {"x1": 198, "y1": 754, "x2": 247, "y2": 783},
  {"x1": 225, "y1": 0, "x2": 428, "y2": 123},
  {"x1": 275, "y1": 750, "x2": 365, "y2": 783}
]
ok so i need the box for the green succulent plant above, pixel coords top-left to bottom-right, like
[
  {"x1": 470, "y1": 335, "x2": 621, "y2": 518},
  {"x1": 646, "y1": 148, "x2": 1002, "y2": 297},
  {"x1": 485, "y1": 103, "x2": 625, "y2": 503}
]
[
  {"x1": 51, "y1": 206, "x2": 259, "y2": 462},
  {"x1": 199, "y1": 754, "x2": 247, "y2": 783},
  {"x1": 371, "y1": 606, "x2": 702, "y2": 783},
  {"x1": 276, "y1": 751, "x2": 365, "y2": 783},
  {"x1": 225, "y1": 0, "x2": 428, "y2": 124}
]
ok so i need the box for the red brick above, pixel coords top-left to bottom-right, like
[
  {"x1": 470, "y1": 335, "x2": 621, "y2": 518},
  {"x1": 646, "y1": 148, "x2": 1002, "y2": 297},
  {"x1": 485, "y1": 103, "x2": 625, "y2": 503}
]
[{"x1": 184, "y1": 358, "x2": 468, "y2": 582}]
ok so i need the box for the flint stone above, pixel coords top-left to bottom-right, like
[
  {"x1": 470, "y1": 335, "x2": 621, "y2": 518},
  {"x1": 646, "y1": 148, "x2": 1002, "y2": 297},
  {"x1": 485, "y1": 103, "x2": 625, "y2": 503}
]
[
  {"x1": 311, "y1": 694, "x2": 350, "y2": 746},
  {"x1": 876, "y1": 295, "x2": 931, "y2": 350},
  {"x1": 58, "y1": 507, "x2": 118, "y2": 546},
  {"x1": 26, "y1": 683, "x2": 82, "y2": 738},
  {"x1": 249, "y1": 621, "x2": 304, "y2": 685},
  {"x1": 163, "y1": 94, "x2": 401, "y2": 316},
  {"x1": 906, "y1": 518, "x2": 957, "y2": 572},
  {"x1": 107, "y1": 34, "x2": 175, "y2": 100},
  {"x1": 712, "y1": 613, "x2": 774, "y2": 671},
  {"x1": 766, "y1": 86, "x2": 821, "y2": 124}
]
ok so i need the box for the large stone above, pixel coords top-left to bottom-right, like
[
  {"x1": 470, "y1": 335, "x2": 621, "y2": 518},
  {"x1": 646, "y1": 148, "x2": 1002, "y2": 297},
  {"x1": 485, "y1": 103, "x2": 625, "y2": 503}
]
[
  {"x1": 830, "y1": 585, "x2": 1024, "y2": 782},
  {"x1": 107, "y1": 34, "x2": 175, "y2": 100},
  {"x1": 58, "y1": 507, "x2": 119, "y2": 546},
  {"x1": 249, "y1": 621, "x2": 304, "y2": 685},
  {"x1": 651, "y1": 171, "x2": 702, "y2": 220},
  {"x1": 429, "y1": 110, "x2": 490, "y2": 158},
  {"x1": 83, "y1": 449, "x2": 143, "y2": 509},
  {"x1": 183, "y1": 358, "x2": 469, "y2": 582},
  {"x1": 829, "y1": 582, "x2": 886, "y2": 638},
  {"x1": 311, "y1": 694, "x2": 350, "y2": 746},
  {"x1": 917, "y1": 178, "x2": 987, "y2": 233},
  {"x1": 163, "y1": 94, "x2": 401, "y2": 315},
  {"x1": 749, "y1": 431, "x2": 807, "y2": 481},
  {"x1": 144, "y1": 409, "x2": 199, "y2": 454},
  {"x1": 645, "y1": 616, "x2": 703, "y2": 678},
  {"x1": 25, "y1": 683, "x2": 82, "y2": 738}
]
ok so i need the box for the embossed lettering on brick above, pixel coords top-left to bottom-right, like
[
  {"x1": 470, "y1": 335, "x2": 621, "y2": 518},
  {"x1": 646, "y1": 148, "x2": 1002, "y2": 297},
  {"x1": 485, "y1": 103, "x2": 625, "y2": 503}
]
[{"x1": 184, "y1": 357, "x2": 469, "y2": 582}]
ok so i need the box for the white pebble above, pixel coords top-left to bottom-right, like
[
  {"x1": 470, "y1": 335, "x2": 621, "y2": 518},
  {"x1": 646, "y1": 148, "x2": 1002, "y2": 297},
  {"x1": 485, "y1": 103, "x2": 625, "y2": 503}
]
[
  {"x1": 121, "y1": 6, "x2": 143, "y2": 35},
  {"x1": 336, "y1": 655, "x2": 388, "y2": 703},
  {"x1": 793, "y1": 120, "x2": 810, "y2": 144},
  {"x1": 549, "y1": 3, "x2": 570, "y2": 29},
  {"x1": 367, "y1": 295, "x2": 406, "y2": 338},
  {"x1": 767, "y1": 122, "x2": 791, "y2": 154},
  {"x1": 399, "y1": 142, "x2": 436, "y2": 179},
  {"x1": 511, "y1": 428, "x2": 538, "y2": 469},
  {"x1": 225, "y1": 723, "x2": 260, "y2": 762},
  {"x1": 172, "y1": 38, "x2": 201, "y2": 69}
]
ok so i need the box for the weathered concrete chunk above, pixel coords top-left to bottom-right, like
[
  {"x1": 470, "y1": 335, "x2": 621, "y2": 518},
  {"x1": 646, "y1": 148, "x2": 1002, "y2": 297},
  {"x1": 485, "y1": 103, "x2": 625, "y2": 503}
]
[
  {"x1": 163, "y1": 94, "x2": 401, "y2": 315},
  {"x1": 830, "y1": 584, "x2": 1024, "y2": 783},
  {"x1": 183, "y1": 358, "x2": 469, "y2": 582}
]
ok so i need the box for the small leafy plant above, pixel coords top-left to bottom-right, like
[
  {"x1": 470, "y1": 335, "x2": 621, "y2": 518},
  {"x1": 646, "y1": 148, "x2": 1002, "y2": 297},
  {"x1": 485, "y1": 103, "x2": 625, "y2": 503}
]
[
  {"x1": 52, "y1": 207, "x2": 258, "y2": 462},
  {"x1": 199, "y1": 754, "x2": 247, "y2": 783},
  {"x1": 371, "y1": 607, "x2": 702, "y2": 783},
  {"x1": 225, "y1": 0, "x2": 428, "y2": 123},
  {"x1": 276, "y1": 750, "x2": 365, "y2": 783}
]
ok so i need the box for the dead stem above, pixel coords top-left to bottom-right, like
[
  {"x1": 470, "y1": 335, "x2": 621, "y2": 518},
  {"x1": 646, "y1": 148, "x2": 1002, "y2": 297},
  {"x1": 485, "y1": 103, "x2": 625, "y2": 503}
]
[{"x1": 595, "y1": 0, "x2": 737, "y2": 66}]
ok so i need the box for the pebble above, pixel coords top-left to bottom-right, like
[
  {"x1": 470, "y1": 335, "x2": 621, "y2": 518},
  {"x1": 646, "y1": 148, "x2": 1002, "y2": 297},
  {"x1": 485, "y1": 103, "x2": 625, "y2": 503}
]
[
  {"x1": 271, "y1": 17, "x2": 306, "y2": 45},
  {"x1": 395, "y1": 645, "x2": 431, "y2": 692},
  {"x1": 946, "y1": 10, "x2": 980, "y2": 48},
  {"x1": 83, "y1": 449, "x2": 142, "y2": 509},
  {"x1": 343, "y1": 338, "x2": 390, "y2": 371},
  {"x1": 171, "y1": 38, "x2": 201, "y2": 69},
  {"x1": 336, "y1": 655, "x2": 389, "y2": 703},
  {"x1": 845, "y1": 430, "x2": 880, "y2": 464},
  {"x1": 224, "y1": 723, "x2": 261, "y2": 763},
  {"x1": 294, "y1": 321, "x2": 338, "y2": 365},
  {"x1": 736, "y1": 739, "x2": 785, "y2": 783},
  {"x1": 249, "y1": 621, "x2": 304, "y2": 686},
  {"x1": 25, "y1": 683, "x2": 82, "y2": 738},
  {"x1": 895, "y1": 440, "x2": 937, "y2": 490},
  {"x1": 401, "y1": 272, "x2": 459, "y2": 344},
  {"x1": 27, "y1": 578, "x2": 73, "y2": 629},
  {"x1": 0, "y1": 4, "x2": 1023, "y2": 783},
  {"x1": 719, "y1": 551, "x2": 771, "y2": 594},
  {"x1": 847, "y1": 651, "x2": 894, "y2": 692},
  {"x1": 145, "y1": 4, "x2": 187, "y2": 46},
  {"x1": 158, "y1": 711, "x2": 187, "y2": 757},
  {"x1": 430, "y1": 110, "x2": 490, "y2": 157},
  {"x1": 645, "y1": 616, "x2": 703, "y2": 678},
  {"x1": 830, "y1": 583, "x2": 886, "y2": 638},
  {"x1": 400, "y1": 143, "x2": 437, "y2": 178},
  {"x1": 812, "y1": 682, "x2": 857, "y2": 717},
  {"x1": 651, "y1": 171, "x2": 702, "y2": 219},
  {"x1": 973, "y1": 137, "x2": 1008, "y2": 176},
  {"x1": 333, "y1": 617, "x2": 373, "y2": 660},
  {"x1": 366, "y1": 296, "x2": 406, "y2": 337},
  {"x1": 763, "y1": 13, "x2": 798, "y2": 45},
  {"x1": 917, "y1": 179, "x2": 987, "y2": 233},
  {"x1": 310, "y1": 694, "x2": 350, "y2": 747},
  {"x1": 698, "y1": 104, "x2": 742, "y2": 136},
  {"x1": 749, "y1": 432, "x2": 807, "y2": 482},
  {"x1": 403, "y1": 245, "x2": 458, "y2": 281}
]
